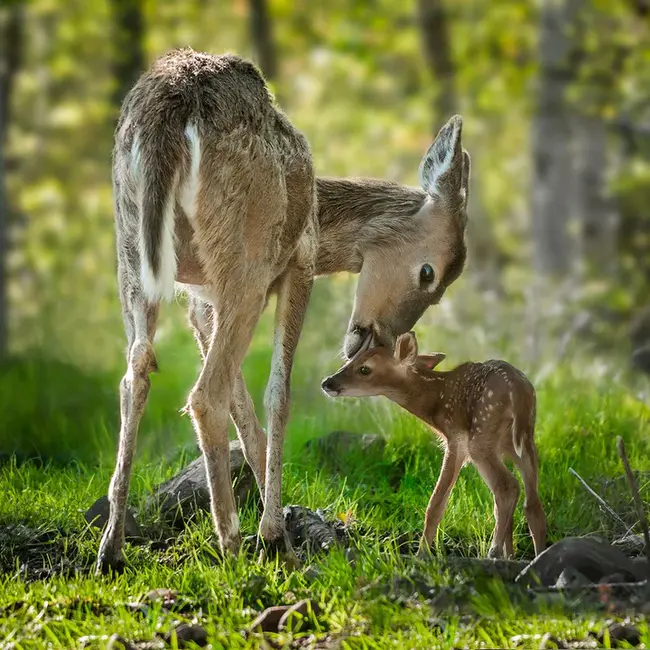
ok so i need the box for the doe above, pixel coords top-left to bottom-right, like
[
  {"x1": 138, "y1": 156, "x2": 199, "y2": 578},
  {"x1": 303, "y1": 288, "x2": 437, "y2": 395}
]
[{"x1": 321, "y1": 332, "x2": 547, "y2": 558}]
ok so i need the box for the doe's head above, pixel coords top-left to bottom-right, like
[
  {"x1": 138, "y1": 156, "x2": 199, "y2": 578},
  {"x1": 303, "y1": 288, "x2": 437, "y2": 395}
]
[
  {"x1": 322, "y1": 332, "x2": 446, "y2": 398},
  {"x1": 344, "y1": 115, "x2": 470, "y2": 359}
]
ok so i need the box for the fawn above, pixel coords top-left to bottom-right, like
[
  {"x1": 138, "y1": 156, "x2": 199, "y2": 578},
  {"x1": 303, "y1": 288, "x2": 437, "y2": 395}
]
[
  {"x1": 100, "y1": 47, "x2": 472, "y2": 571},
  {"x1": 321, "y1": 332, "x2": 546, "y2": 558}
]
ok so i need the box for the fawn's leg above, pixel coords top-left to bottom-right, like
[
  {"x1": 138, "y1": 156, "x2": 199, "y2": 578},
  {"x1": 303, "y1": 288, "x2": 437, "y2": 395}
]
[
  {"x1": 472, "y1": 450, "x2": 520, "y2": 559},
  {"x1": 188, "y1": 296, "x2": 267, "y2": 492},
  {"x1": 419, "y1": 440, "x2": 467, "y2": 553},
  {"x1": 258, "y1": 264, "x2": 313, "y2": 554},
  {"x1": 512, "y1": 438, "x2": 546, "y2": 556},
  {"x1": 97, "y1": 285, "x2": 159, "y2": 573}
]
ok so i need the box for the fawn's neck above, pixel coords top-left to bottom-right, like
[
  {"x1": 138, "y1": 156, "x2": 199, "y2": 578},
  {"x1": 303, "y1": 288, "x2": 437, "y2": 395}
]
[
  {"x1": 383, "y1": 369, "x2": 449, "y2": 427},
  {"x1": 314, "y1": 177, "x2": 427, "y2": 276}
]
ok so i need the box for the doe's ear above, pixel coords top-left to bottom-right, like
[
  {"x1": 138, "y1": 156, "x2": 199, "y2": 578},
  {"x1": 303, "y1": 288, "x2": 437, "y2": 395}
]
[
  {"x1": 415, "y1": 353, "x2": 446, "y2": 371},
  {"x1": 395, "y1": 332, "x2": 418, "y2": 364},
  {"x1": 418, "y1": 115, "x2": 464, "y2": 203}
]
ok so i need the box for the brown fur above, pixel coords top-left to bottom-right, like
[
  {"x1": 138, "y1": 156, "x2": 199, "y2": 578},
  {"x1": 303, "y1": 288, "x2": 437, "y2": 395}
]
[
  {"x1": 100, "y1": 47, "x2": 471, "y2": 571},
  {"x1": 322, "y1": 332, "x2": 547, "y2": 559}
]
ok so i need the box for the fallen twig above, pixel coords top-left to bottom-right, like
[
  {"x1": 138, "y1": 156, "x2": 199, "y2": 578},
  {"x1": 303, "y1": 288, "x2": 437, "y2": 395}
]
[
  {"x1": 568, "y1": 467, "x2": 628, "y2": 530},
  {"x1": 616, "y1": 437, "x2": 650, "y2": 563}
]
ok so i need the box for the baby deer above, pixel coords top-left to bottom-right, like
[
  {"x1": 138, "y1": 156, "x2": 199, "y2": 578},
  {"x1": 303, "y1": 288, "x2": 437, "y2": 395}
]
[{"x1": 321, "y1": 332, "x2": 546, "y2": 558}]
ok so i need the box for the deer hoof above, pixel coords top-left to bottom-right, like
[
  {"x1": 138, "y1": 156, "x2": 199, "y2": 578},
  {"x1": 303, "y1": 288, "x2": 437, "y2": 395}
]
[
  {"x1": 256, "y1": 532, "x2": 301, "y2": 569},
  {"x1": 95, "y1": 548, "x2": 126, "y2": 575}
]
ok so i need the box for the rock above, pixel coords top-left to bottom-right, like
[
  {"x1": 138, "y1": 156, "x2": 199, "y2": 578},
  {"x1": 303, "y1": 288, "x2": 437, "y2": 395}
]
[
  {"x1": 598, "y1": 572, "x2": 626, "y2": 585},
  {"x1": 247, "y1": 605, "x2": 292, "y2": 633},
  {"x1": 283, "y1": 505, "x2": 346, "y2": 554},
  {"x1": 305, "y1": 430, "x2": 386, "y2": 457},
  {"x1": 145, "y1": 439, "x2": 258, "y2": 527},
  {"x1": 612, "y1": 533, "x2": 647, "y2": 557},
  {"x1": 632, "y1": 345, "x2": 650, "y2": 374},
  {"x1": 597, "y1": 623, "x2": 641, "y2": 647},
  {"x1": 554, "y1": 566, "x2": 591, "y2": 589},
  {"x1": 445, "y1": 557, "x2": 529, "y2": 583},
  {"x1": 515, "y1": 537, "x2": 640, "y2": 587},
  {"x1": 84, "y1": 496, "x2": 143, "y2": 541},
  {"x1": 164, "y1": 623, "x2": 208, "y2": 648},
  {"x1": 632, "y1": 556, "x2": 650, "y2": 580}
]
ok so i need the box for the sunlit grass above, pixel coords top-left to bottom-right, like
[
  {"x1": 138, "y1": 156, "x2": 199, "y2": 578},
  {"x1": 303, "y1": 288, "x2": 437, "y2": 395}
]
[{"x1": 2, "y1": 281, "x2": 650, "y2": 647}]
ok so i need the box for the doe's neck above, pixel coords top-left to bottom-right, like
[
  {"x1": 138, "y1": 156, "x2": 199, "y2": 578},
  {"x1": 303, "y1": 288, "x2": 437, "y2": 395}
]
[{"x1": 314, "y1": 176, "x2": 427, "y2": 276}]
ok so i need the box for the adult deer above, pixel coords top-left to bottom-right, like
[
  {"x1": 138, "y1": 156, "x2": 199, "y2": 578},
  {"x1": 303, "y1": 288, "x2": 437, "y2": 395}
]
[{"x1": 98, "y1": 48, "x2": 470, "y2": 572}]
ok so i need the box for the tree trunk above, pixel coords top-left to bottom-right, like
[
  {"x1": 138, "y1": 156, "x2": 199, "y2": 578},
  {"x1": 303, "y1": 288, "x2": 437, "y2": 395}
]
[
  {"x1": 574, "y1": 115, "x2": 618, "y2": 276},
  {"x1": 417, "y1": 0, "x2": 502, "y2": 290},
  {"x1": 531, "y1": 0, "x2": 583, "y2": 276},
  {"x1": 416, "y1": 0, "x2": 456, "y2": 126},
  {"x1": 110, "y1": 0, "x2": 145, "y2": 110},
  {"x1": 0, "y1": 5, "x2": 25, "y2": 358},
  {"x1": 249, "y1": 0, "x2": 277, "y2": 82}
]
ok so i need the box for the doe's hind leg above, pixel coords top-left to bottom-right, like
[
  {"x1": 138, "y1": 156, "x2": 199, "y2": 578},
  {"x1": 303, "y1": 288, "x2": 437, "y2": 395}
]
[{"x1": 97, "y1": 292, "x2": 158, "y2": 573}]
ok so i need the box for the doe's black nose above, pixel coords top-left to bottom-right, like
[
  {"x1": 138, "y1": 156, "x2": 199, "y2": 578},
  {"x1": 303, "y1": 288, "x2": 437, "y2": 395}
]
[{"x1": 321, "y1": 377, "x2": 335, "y2": 391}]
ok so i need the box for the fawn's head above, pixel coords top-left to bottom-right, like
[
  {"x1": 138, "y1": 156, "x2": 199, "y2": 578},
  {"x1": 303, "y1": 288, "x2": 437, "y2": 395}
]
[
  {"x1": 323, "y1": 332, "x2": 446, "y2": 397},
  {"x1": 344, "y1": 116, "x2": 470, "y2": 359}
]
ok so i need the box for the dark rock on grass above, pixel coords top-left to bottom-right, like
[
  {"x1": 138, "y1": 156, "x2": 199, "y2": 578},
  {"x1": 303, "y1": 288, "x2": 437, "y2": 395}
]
[
  {"x1": 86, "y1": 440, "x2": 258, "y2": 536},
  {"x1": 284, "y1": 505, "x2": 347, "y2": 554},
  {"x1": 247, "y1": 600, "x2": 319, "y2": 634},
  {"x1": 144, "y1": 439, "x2": 258, "y2": 528},
  {"x1": 515, "y1": 536, "x2": 641, "y2": 587},
  {"x1": 632, "y1": 557, "x2": 650, "y2": 579},
  {"x1": 164, "y1": 623, "x2": 208, "y2": 648},
  {"x1": 247, "y1": 605, "x2": 292, "y2": 633},
  {"x1": 596, "y1": 623, "x2": 642, "y2": 647},
  {"x1": 84, "y1": 496, "x2": 143, "y2": 541},
  {"x1": 305, "y1": 430, "x2": 386, "y2": 458},
  {"x1": 304, "y1": 431, "x2": 407, "y2": 488},
  {"x1": 444, "y1": 557, "x2": 529, "y2": 583},
  {"x1": 554, "y1": 567, "x2": 591, "y2": 589},
  {"x1": 612, "y1": 533, "x2": 647, "y2": 558}
]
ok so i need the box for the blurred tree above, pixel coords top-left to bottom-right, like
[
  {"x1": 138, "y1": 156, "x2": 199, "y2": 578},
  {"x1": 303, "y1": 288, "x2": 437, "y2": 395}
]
[
  {"x1": 110, "y1": 0, "x2": 144, "y2": 110},
  {"x1": 416, "y1": 0, "x2": 455, "y2": 127},
  {"x1": 417, "y1": 0, "x2": 502, "y2": 289},
  {"x1": 531, "y1": 0, "x2": 582, "y2": 276},
  {"x1": 249, "y1": 0, "x2": 277, "y2": 81},
  {"x1": 0, "y1": 3, "x2": 25, "y2": 358}
]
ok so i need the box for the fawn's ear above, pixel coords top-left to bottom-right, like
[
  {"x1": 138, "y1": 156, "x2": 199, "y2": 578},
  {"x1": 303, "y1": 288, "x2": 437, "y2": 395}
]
[
  {"x1": 395, "y1": 332, "x2": 418, "y2": 364},
  {"x1": 416, "y1": 353, "x2": 446, "y2": 371},
  {"x1": 418, "y1": 115, "x2": 464, "y2": 206}
]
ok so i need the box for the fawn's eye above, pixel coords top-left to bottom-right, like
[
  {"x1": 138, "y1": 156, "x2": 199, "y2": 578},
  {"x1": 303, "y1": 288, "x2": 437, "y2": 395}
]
[
  {"x1": 420, "y1": 264, "x2": 435, "y2": 285},
  {"x1": 359, "y1": 365, "x2": 372, "y2": 376}
]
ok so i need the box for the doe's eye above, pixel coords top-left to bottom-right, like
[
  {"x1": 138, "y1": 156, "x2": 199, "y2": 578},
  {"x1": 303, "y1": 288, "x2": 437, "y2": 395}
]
[
  {"x1": 420, "y1": 264, "x2": 435, "y2": 285},
  {"x1": 359, "y1": 365, "x2": 371, "y2": 376}
]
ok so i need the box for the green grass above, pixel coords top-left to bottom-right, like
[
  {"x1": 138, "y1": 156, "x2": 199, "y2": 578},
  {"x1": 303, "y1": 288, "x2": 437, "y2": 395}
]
[{"x1": 1, "y1": 292, "x2": 650, "y2": 648}]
